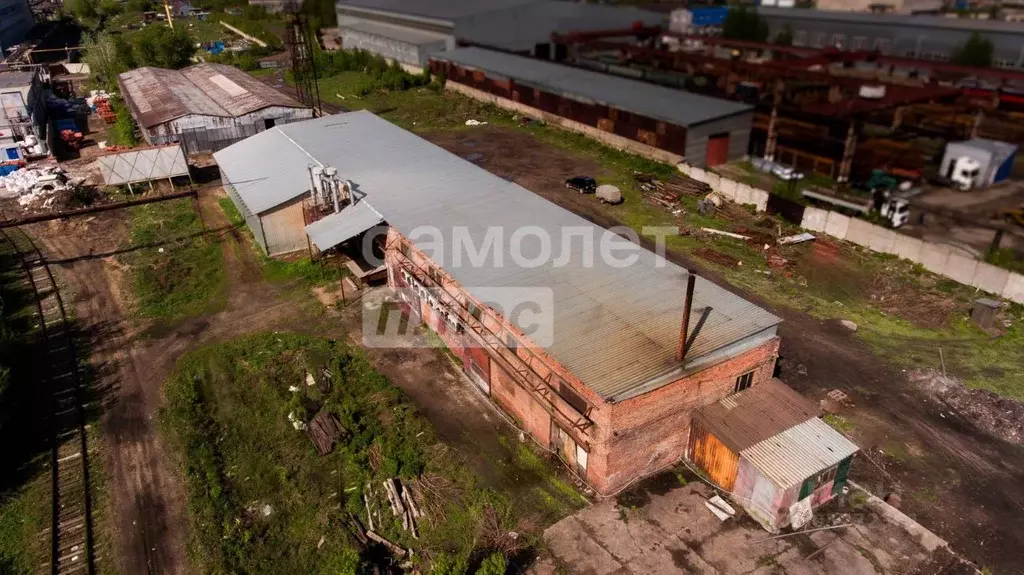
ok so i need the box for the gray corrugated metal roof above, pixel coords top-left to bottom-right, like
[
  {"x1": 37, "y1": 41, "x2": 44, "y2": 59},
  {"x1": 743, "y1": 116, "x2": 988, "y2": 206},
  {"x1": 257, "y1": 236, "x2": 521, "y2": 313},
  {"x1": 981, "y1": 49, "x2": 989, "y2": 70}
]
[
  {"x1": 339, "y1": 0, "x2": 542, "y2": 23},
  {"x1": 341, "y1": 19, "x2": 450, "y2": 46},
  {"x1": 432, "y1": 47, "x2": 752, "y2": 127},
  {"x1": 0, "y1": 70, "x2": 35, "y2": 90},
  {"x1": 741, "y1": 418, "x2": 859, "y2": 490},
  {"x1": 119, "y1": 64, "x2": 306, "y2": 128},
  {"x1": 305, "y1": 201, "x2": 385, "y2": 250},
  {"x1": 757, "y1": 5, "x2": 1024, "y2": 33},
  {"x1": 957, "y1": 138, "x2": 1018, "y2": 160},
  {"x1": 214, "y1": 111, "x2": 780, "y2": 399},
  {"x1": 454, "y1": 2, "x2": 664, "y2": 52}
]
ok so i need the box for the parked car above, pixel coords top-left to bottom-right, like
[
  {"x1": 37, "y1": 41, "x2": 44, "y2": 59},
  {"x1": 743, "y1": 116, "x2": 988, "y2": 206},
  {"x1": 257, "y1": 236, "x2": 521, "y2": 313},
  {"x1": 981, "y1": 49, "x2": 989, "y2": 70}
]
[{"x1": 565, "y1": 176, "x2": 597, "y2": 194}]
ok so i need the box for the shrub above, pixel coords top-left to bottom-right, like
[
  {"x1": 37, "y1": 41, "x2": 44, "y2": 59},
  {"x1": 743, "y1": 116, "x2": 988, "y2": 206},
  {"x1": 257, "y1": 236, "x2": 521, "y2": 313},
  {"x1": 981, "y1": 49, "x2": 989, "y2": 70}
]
[
  {"x1": 476, "y1": 552, "x2": 507, "y2": 575},
  {"x1": 430, "y1": 552, "x2": 469, "y2": 575}
]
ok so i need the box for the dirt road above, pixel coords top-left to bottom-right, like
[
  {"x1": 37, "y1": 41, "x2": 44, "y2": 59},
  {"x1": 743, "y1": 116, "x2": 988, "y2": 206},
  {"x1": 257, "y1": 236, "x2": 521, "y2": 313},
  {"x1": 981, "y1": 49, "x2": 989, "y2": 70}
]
[
  {"x1": 35, "y1": 186, "x2": 320, "y2": 575},
  {"x1": 425, "y1": 126, "x2": 1024, "y2": 573}
]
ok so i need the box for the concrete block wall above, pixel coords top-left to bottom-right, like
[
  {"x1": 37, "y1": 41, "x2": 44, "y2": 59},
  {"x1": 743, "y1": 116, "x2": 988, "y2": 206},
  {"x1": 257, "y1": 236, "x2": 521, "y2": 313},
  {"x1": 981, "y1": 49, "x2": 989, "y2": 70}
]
[
  {"x1": 796, "y1": 208, "x2": 1024, "y2": 305},
  {"x1": 679, "y1": 163, "x2": 770, "y2": 212}
]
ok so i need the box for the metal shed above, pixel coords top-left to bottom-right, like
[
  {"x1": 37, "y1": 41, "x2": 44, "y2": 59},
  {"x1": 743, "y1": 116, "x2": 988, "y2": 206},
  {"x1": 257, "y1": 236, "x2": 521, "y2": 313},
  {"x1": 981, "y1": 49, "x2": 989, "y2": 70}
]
[
  {"x1": 690, "y1": 379, "x2": 859, "y2": 532},
  {"x1": 940, "y1": 138, "x2": 1019, "y2": 189},
  {"x1": 431, "y1": 47, "x2": 754, "y2": 166},
  {"x1": 118, "y1": 63, "x2": 313, "y2": 154}
]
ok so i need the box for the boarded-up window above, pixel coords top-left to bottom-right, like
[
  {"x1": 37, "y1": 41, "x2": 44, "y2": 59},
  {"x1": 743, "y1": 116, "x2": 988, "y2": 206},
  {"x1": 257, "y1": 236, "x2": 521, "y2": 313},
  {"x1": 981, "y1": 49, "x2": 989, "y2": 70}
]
[
  {"x1": 558, "y1": 380, "x2": 588, "y2": 415},
  {"x1": 428, "y1": 266, "x2": 442, "y2": 285}
]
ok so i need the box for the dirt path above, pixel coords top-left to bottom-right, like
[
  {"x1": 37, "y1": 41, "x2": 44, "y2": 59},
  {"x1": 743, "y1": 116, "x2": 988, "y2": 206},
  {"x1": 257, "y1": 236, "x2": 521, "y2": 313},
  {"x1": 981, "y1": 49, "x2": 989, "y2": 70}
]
[
  {"x1": 34, "y1": 186, "x2": 323, "y2": 575},
  {"x1": 425, "y1": 126, "x2": 1024, "y2": 573}
]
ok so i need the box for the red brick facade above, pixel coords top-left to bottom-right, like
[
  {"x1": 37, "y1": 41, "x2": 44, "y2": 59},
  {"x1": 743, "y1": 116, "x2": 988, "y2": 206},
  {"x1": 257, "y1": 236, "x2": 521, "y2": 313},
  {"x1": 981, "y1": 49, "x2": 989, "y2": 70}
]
[{"x1": 384, "y1": 228, "x2": 780, "y2": 494}]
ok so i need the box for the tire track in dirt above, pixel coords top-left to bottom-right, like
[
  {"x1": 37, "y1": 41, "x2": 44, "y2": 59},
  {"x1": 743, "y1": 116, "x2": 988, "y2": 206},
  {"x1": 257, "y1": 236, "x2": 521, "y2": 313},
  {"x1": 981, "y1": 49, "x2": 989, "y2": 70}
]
[{"x1": 33, "y1": 187, "x2": 332, "y2": 575}]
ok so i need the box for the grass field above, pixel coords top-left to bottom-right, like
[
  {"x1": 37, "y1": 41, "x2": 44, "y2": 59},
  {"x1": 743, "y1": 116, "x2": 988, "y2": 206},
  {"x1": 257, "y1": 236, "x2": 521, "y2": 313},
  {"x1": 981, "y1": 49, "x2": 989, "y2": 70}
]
[
  {"x1": 162, "y1": 332, "x2": 584, "y2": 573},
  {"x1": 120, "y1": 198, "x2": 225, "y2": 320},
  {"x1": 307, "y1": 64, "x2": 1024, "y2": 399}
]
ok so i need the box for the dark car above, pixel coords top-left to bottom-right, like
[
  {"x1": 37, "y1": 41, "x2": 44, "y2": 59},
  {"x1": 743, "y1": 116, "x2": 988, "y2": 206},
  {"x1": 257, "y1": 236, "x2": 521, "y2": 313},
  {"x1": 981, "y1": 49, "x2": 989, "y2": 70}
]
[{"x1": 565, "y1": 176, "x2": 597, "y2": 194}]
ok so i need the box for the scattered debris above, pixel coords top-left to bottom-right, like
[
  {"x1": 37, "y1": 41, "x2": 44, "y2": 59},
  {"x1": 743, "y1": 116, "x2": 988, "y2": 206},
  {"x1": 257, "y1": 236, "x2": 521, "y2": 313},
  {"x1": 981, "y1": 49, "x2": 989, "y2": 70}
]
[
  {"x1": 910, "y1": 369, "x2": 1024, "y2": 445},
  {"x1": 700, "y1": 227, "x2": 750, "y2": 240},
  {"x1": 366, "y1": 530, "x2": 406, "y2": 557},
  {"x1": 704, "y1": 495, "x2": 736, "y2": 521},
  {"x1": 305, "y1": 372, "x2": 316, "y2": 387},
  {"x1": 288, "y1": 385, "x2": 299, "y2": 392},
  {"x1": 839, "y1": 320, "x2": 858, "y2": 332},
  {"x1": 317, "y1": 535, "x2": 325, "y2": 550},
  {"x1": 695, "y1": 247, "x2": 740, "y2": 268},
  {"x1": 465, "y1": 119, "x2": 488, "y2": 126},
  {"x1": 765, "y1": 253, "x2": 789, "y2": 270},
  {"x1": 307, "y1": 411, "x2": 343, "y2": 456},
  {"x1": 822, "y1": 389, "x2": 853, "y2": 414},
  {"x1": 287, "y1": 411, "x2": 307, "y2": 431},
  {"x1": 778, "y1": 232, "x2": 816, "y2": 245},
  {"x1": 262, "y1": 504, "x2": 273, "y2": 517}
]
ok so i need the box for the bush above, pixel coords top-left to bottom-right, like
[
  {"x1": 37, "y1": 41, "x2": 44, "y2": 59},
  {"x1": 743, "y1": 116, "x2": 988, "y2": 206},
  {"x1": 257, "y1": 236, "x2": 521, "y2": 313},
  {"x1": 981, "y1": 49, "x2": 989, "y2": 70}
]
[
  {"x1": 476, "y1": 552, "x2": 507, "y2": 575},
  {"x1": 430, "y1": 552, "x2": 469, "y2": 575}
]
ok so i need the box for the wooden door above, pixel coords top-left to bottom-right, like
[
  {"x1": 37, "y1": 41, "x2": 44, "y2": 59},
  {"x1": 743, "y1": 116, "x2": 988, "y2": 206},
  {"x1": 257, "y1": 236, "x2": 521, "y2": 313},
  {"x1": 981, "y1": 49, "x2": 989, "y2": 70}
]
[{"x1": 705, "y1": 133, "x2": 730, "y2": 167}]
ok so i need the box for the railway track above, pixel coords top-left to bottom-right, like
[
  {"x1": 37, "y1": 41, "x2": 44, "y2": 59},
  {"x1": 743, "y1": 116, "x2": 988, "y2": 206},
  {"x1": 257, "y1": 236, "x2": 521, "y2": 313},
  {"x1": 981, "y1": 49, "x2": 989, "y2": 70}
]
[{"x1": 1, "y1": 227, "x2": 95, "y2": 575}]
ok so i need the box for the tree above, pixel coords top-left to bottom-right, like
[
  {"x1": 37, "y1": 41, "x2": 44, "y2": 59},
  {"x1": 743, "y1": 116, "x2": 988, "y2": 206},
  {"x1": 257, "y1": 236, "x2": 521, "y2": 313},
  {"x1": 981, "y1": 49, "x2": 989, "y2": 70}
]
[
  {"x1": 951, "y1": 32, "x2": 993, "y2": 67},
  {"x1": 476, "y1": 552, "x2": 507, "y2": 575},
  {"x1": 131, "y1": 25, "x2": 196, "y2": 69},
  {"x1": 66, "y1": 0, "x2": 122, "y2": 30},
  {"x1": 722, "y1": 7, "x2": 769, "y2": 43},
  {"x1": 773, "y1": 24, "x2": 794, "y2": 46},
  {"x1": 82, "y1": 33, "x2": 133, "y2": 90}
]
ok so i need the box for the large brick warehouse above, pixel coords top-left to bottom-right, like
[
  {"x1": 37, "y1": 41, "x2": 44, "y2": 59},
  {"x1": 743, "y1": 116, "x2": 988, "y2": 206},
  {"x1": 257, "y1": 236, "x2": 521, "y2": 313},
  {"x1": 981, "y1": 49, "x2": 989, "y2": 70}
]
[{"x1": 216, "y1": 111, "x2": 856, "y2": 514}]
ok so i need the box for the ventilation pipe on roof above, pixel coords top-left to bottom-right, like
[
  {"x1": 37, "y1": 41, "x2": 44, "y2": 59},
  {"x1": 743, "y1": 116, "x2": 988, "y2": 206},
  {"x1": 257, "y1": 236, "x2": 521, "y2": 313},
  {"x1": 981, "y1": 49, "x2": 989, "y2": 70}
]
[{"x1": 676, "y1": 269, "x2": 697, "y2": 362}]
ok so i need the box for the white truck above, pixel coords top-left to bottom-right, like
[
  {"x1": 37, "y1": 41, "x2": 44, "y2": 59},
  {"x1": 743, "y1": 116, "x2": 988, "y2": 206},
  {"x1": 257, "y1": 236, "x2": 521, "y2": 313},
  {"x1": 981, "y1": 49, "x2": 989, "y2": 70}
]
[{"x1": 802, "y1": 188, "x2": 911, "y2": 228}]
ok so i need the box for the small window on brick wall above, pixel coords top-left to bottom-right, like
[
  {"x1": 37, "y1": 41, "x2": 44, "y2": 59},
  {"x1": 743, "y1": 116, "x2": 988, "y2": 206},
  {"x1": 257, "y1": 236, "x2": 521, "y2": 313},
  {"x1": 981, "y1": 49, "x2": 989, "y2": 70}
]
[
  {"x1": 400, "y1": 242, "x2": 411, "y2": 258},
  {"x1": 734, "y1": 371, "x2": 754, "y2": 393},
  {"x1": 468, "y1": 301, "x2": 482, "y2": 321},
  {"x1": 505, "y1": 333, "x2": 518, "y2": 352}
]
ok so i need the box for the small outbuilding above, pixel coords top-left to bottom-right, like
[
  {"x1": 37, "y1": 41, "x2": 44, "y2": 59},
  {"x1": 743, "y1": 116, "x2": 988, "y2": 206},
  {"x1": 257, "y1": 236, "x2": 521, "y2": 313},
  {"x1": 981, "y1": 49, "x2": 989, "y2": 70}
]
[
  {"x1": 118, "y1": 63, "x2": 313, "y2": 154},
  {"x1": 940, "y1": 138, "x2": 1018, "y2": 189},
  {"x1": 689, "y1": 379, "x2": 859, "y2": 532}
]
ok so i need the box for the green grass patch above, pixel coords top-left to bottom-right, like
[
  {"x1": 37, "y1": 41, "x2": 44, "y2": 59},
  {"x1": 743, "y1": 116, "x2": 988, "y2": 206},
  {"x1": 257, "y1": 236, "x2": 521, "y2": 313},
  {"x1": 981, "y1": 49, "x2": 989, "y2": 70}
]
[
  {"x1": 121, "y1": 197, "x2": 225, "y2": 320},
  {"x1": 824, "y1": 414, "x2": 854, "y2": 435},
  {"x1": 162, "y1": 333, "x2": 576, "y2": 573},
  {"x1": 216, "y1": 196, "x2": 347, "y2": 287}
]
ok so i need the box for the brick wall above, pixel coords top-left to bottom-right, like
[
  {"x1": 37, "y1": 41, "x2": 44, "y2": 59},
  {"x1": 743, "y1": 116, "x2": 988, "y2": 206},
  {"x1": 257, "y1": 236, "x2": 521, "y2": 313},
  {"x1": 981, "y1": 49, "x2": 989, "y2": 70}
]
[
  {"x1": 384, "y1": 226, "x2": 782, "y2": 494},
  {"x1": 589, "y1": 337, "x2": 780, "y2": 493}
]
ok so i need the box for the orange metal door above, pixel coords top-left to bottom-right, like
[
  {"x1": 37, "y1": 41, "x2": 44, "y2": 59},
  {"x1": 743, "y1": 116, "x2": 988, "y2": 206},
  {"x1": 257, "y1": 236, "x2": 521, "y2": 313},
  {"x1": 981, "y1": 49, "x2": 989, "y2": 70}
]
[{"x1": 705, "y1": 133, "x2": 730, "y2": 167}]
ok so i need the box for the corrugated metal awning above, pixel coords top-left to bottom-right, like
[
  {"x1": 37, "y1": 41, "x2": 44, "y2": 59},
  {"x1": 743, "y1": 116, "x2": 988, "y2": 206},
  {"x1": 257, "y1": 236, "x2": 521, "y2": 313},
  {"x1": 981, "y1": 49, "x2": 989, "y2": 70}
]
[
  {"x1": 305, "y1": 201, "x2": 384, "y2": 251},
  {"x1": 741, "y1": 418, "x2": 859, "y2": 490}
]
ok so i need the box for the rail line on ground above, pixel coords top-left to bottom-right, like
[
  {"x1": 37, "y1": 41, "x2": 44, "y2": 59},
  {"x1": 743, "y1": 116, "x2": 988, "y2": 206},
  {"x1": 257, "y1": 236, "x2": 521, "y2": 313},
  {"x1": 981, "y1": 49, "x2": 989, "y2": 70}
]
[{"x1": 1, "y1": 226, "x2": 95, "y2": 575}]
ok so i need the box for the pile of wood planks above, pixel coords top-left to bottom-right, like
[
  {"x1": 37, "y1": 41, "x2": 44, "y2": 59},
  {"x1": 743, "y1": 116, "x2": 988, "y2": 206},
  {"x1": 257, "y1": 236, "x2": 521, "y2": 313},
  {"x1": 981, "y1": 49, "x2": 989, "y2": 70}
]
[
  {"x1": 307, "y1": 411, "x2": 343, "y2": 456},
  {"x1": 366, "y1": 478, "x2": 425, "y2": 542},
  {"x1": 637, "y1": 173, "x2": 712, "y2": 210}
]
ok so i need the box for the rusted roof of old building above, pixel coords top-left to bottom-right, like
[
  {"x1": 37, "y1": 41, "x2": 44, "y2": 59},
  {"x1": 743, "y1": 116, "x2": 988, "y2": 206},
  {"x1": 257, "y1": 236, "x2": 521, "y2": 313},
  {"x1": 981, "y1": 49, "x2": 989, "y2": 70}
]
[
  {"x1": 697, "y1": 379, "x2": 858, "y2": 488},
  {"x1": 696, "y1": 379, "x2": 820, "y2": 453},
  {"x1": 118, "y1": 63, "x2": 306, "y2": 129}
]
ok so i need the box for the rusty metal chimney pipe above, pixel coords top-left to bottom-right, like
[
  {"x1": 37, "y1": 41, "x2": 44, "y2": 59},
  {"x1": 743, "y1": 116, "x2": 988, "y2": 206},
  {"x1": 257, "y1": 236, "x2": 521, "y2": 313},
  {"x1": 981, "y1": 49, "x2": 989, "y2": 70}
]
[{"x1": 676, "y1": 269, "x2": 697, "y2": 362}]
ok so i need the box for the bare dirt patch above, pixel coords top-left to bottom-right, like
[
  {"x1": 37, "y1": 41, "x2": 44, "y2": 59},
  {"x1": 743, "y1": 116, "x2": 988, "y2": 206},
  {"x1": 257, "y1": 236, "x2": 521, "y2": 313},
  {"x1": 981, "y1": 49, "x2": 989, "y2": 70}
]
[
  {"x1": 910, "y1": 369, "x2": 1024, "y2": 445},
  {"x1": 32, "y1": 186, "x2": 330, "y2": 575}
]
